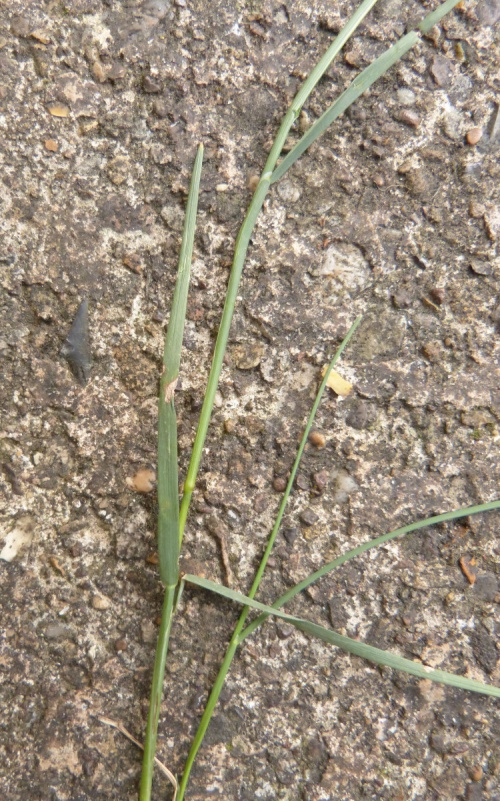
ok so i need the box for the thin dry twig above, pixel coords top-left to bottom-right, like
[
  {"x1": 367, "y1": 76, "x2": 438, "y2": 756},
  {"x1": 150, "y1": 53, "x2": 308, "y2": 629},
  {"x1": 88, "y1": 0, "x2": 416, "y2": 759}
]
[{"x1": 97, "y1": 716, "x2": 178, "y2": 799}]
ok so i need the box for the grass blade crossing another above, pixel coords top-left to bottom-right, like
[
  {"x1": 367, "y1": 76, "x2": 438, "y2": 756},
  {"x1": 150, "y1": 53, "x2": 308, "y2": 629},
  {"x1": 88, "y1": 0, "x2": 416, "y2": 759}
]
[
  {"x1": 183, "y1": 573, "x2": 500, "y2": 699},
  {"x1": 240, "y1": 500, "x2": 500, "y2": 641},
  {"x1": 176, "y1": 320, "x2": 361, "y2": 800}
]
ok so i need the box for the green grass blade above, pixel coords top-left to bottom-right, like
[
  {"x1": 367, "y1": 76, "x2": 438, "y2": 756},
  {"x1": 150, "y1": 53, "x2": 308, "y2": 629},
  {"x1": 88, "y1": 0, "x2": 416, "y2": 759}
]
[
  {"x1": 177, "y1": 0, "x2": 382, "y2": 544},
  {"x1": 158, "y1": 143, "x2": 203, "y2": 587},
  {"x1": 243, "y1": 317, "x2": 362, "y2": 607},
  {"x1": 140, "y1": 145, "x2": 203, "y2": 801},
  {"x1": 271, "y1": 0, "x2": 462, "y2": 184},
  {"x1": 176, "y1": 322, "x2": 361, "y2": 799},
  {"x1": 184, "y1": 574, "x2": 500, "y2": 699},
  {"x1": 241, "y1": 500, "x2": 500, "y2": 640}
]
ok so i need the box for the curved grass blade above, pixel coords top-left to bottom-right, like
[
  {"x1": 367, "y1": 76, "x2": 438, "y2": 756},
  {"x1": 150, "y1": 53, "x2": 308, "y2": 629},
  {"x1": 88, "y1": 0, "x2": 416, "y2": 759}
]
[
  {"x1": 177, "y1": 0, "x2": 381, "y2": 544},
  {"x1": 140, "y1": 144, "x2": 203, "y2": 801},
  {"x1": 271, "y1": 0, "x2": 462, "y2": 184},
  {"x1": 183, "y1": 574, "x2": 500, "y2": 699},
  {"x1": 241, "y1": 500, "x2": 500, "y2": 641}
]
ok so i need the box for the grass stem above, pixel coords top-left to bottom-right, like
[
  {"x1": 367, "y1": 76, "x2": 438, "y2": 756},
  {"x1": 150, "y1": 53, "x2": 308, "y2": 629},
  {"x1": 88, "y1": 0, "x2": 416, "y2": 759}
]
[{"x1": 139, "y1": 585, "x2": 177, "y2": 801}]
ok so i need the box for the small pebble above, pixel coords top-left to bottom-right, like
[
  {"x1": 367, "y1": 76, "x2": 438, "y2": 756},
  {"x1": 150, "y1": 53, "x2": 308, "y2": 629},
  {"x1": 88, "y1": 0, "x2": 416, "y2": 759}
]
[
  {"x1": 429, "y1": 286, "x2": 445, "y2": 305},
  {"x1": 312, "y1": 470, "x2": 328, "y2": 492},
  {"x1": 469, "y1": 200, "x2": 485, "y2": 218},
  {"x1": 153, "y1": 98, "x2": 168, "y2": 118},
  {"x1": 469, "y1": 766, "x2": 483, "y2": 782},
  {"x1": 295, "y1": 473, "x2": 310, "y2": 491},
  {"x1": 44, "y1": 139, "x2": 59, "y2": 152},
  {"x1": 126, "y1": 468, "x2": 156, "y2": 493},
  {"x1": 224, "y1": 419, "x2": 235, "y2": 433},
  {"x1": 283, "y1": 527, "x2": 299, "y2": 545},
  {"x1": 30, "y1": 29, "x2": 51, "y2": 44},
  {"x1": 114, "y1": 638, "x2": 127, "y2": 652},
  {"x1": 273, "y1": 477, "x2": 287, "y2": 492},
  {"x1": 396, "y1": 88, "x2": 416, "y2": 106},
  {"x1": 309, "y1": 430, "x2": 326, "y2": 448},
  {"x1": 399, "y1": 109, "x2": 420, "y2": 128},
  {"x1": 276, "y1": 622, "x2": 295, "y2": 639},
  {"x1": 466, "y1": 127, "x2": 483, "y2": 146},
  {"x1": 92, "y1": 595, "x2": 111, "y2": 610},
  {"x1": 469, "y1": 260, "x2": 492, "y2": 276},
  {"x1": 91, "y1": 61, "x2": 106, "y2": 83},
  {"x1": 143, "y1": 75, "x2": 162, "y2": 93},
  {"x1": 122, "y1": 253, "x2": 143, "y2": 273},
  {"x1": 422, "y1": 341, "x2": 441, "y2": 363},
  {"x1": 299, "y1": 508, "x2": 319, "y2": 527},
  {"x1": 430, "y1": 54, "x2": 453, "y2": 87},
  {"x1": 107, "y1": 63, "x2": 126, "y2": 82},
  {"x1": 276, "y1": 180, "x2": 301, "y2": 203}
]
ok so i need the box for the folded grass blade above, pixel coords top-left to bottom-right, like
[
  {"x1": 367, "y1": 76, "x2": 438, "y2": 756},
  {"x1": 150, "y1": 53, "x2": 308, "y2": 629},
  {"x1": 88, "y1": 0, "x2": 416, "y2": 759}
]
[{"x1": 158, "y1": 143, "x2": 203, "y2": 587}]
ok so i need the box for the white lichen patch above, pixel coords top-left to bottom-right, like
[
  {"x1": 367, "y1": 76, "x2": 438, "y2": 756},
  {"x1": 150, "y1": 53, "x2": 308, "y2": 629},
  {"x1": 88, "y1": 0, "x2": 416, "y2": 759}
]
[
  {"x1": 0, "y1": 515, "x2": 35, "y2": 562},
  {"x1": 310, "y1": 242, "x2": 371, "y2": 301}
]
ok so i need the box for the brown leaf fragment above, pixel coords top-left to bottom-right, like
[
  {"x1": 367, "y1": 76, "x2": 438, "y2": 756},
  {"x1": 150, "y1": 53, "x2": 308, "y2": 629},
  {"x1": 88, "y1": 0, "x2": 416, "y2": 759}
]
[
  {"x1": 126, "y1": 468, "x2": 156, "y2": 493},
  {"x1": 459, "y1": 556, "x2": 477, "y2": 585},
  {"x1": 49, "y1": 556, "x2": 66, "y2": 576}
]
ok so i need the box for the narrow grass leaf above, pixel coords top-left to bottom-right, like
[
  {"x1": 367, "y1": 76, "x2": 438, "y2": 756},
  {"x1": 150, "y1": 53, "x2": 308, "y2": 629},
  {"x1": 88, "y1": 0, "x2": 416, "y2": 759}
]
[
  {"x1": 271, "y1": 0, "x2": 462, "y2": 184},
  {"x1": 158, "y1": 143, "x2": 203, "y2": 587},
  {"x1": 140, "y1": 146, "x2": 203, "y2": 801},
  {"x1": 184, "y1": 574, "x2": 500, "y2": 699},
  {"x1": 241, "y1": 500, "x2": 500, "y2": 641},
  {"x1": 245, "y1": 317, "x2": 362, "y2": 605}
]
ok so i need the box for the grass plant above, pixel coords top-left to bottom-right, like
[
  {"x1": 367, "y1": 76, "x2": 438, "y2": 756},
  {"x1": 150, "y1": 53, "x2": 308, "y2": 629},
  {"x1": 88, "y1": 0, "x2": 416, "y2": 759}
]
[{"x1": 137, "y1": 1, "x2": 500, "y2": 798}]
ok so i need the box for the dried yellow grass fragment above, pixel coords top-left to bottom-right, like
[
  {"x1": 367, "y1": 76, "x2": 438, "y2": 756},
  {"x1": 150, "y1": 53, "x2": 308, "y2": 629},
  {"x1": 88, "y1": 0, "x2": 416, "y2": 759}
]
[
  {"x1": 322, "y1": 366, "x2": 353, "y2": 396},
  {"x1": 47, "y1": 103, "x2": 70, "y2": 118}
]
